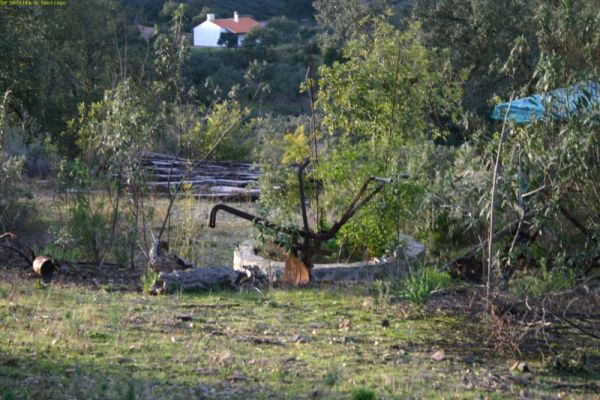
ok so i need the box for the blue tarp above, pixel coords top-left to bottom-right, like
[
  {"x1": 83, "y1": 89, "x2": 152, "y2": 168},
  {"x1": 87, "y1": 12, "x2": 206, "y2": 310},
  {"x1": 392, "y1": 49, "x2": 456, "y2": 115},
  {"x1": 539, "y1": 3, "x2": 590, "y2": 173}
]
[{"x1": 491, "y1": 81, "x2": 600, "y2": 124}]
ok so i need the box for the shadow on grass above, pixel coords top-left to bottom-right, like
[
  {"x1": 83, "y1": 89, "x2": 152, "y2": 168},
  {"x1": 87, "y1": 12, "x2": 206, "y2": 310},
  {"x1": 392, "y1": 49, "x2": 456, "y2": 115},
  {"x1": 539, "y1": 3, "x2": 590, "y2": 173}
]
[{"x1": 0, "y1": 349, "x2": 273, "y2": 400}]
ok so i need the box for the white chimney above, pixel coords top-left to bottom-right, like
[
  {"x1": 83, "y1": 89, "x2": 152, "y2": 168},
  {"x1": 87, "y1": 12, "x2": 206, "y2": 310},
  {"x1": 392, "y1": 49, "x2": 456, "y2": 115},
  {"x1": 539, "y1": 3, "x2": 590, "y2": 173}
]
[
  {"x1": 233, "y1": 11, "x2": 239, "y2": 22},
  {"x1": 206, "y1": 13, "x2": 215, "y2": 21}
]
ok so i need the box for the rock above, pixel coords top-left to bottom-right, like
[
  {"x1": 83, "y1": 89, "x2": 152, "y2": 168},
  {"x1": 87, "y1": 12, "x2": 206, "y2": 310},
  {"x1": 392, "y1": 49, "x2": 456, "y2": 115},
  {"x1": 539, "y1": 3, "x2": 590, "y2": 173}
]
[
  {"x1": 289, "y1": 334, "x2": 308, "y2": 343},
  {"x1": 431, "y1": 350, "x2": 446, "y2": 362}
]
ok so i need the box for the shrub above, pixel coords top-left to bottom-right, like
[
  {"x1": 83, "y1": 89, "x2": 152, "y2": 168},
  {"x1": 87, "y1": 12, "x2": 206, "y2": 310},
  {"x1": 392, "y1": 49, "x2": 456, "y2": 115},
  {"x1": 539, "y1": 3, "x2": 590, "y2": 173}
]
[
  {"x1": 351, "y1": 387, "x2": 377, "y2": 400},
  {"x1": 141, "y1": 269, "x2": 158, "y2": 294},
  {"x1": 398, "y1": 265, "x2": 453, "y2": 306},
  {"x1": 510, "y1": 260, "x2": 576, "y2": 298}
]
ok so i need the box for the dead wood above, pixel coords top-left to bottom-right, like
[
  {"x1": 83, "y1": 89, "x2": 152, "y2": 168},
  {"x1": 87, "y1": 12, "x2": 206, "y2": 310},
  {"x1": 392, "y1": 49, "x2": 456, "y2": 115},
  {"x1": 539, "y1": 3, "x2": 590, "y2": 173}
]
[
  {"x1": 148, "y1": 240, "x2": 267, "y2": 293},
  {"x1": 0, "y1": 232, "x2": 35, "y2": 266},
  {"x1": 178, "y1": 303, "x2": 240, "y2": 309},
  {"x1": 150, "y1": 265, "x2": 267, "y2": 294},
  {"x1": 140, "y1": 152, "x2": 260, "y2": 200}
]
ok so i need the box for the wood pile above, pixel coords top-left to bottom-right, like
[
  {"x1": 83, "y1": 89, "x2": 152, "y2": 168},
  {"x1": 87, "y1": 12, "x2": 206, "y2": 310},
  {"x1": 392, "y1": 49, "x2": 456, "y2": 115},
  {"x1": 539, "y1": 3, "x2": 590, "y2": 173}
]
[{"x1": 141, "y1": 152, "x2": 260, "y2": 201}]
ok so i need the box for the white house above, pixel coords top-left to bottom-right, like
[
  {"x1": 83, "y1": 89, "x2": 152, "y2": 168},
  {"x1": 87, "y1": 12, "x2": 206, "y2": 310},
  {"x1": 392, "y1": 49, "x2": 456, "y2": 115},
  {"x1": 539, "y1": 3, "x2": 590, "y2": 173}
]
[{"x1": 193, "y1": 12, "x2": 261, "y2": 47}]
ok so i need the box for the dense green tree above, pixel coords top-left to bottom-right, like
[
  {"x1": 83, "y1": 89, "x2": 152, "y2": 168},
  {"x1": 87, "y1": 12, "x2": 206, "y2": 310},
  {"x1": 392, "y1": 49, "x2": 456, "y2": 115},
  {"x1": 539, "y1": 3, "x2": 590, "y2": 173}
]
[
  {"x1": 259, "y1": 21, "x2": 462, "y2": 256},
  {"x1": 313, "y1": 0, "x2": 391, "y2": 48},
  {"x1": 0, "y1": 91, "x2": 30, "y2": 231},
  {"x1": 0, "y1": 1, "x2": 147, "y2": 155},
  {"x1": 413, "y1": 0, "x2": 600, "y2": 116}
]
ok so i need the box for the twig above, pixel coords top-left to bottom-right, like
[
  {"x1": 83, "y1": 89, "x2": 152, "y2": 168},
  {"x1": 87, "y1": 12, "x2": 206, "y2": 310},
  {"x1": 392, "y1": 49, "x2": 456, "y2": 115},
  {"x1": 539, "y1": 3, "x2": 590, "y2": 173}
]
[
  {"x1": 306, "y1": 48, "x2": 320, "y2": 227},
  {"x1": 488, "y1": 93, "x2": 514, "y2": 306},
  {"x1": 178, "y1": 303, "x2": 240, "y2": 309},
  {"x1": 0, "y1": 242, "x2": 34, "y2": 266}
]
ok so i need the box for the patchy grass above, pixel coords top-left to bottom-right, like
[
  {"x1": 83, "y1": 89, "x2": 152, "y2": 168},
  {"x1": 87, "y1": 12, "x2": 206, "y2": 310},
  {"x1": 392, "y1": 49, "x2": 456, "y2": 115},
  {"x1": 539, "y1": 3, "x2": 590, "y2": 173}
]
[
  {"x1": 0, "y1": 280, "x2": 598, "y2": 399},
  {"x1": 2, "y1": 193, "x2": 599, "y2": 398}
]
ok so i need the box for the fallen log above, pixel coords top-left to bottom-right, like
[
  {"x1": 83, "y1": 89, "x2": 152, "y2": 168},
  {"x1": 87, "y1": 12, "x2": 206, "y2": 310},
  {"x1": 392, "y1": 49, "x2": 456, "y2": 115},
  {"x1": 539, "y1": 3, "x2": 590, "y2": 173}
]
[
  {"x1": 151, "y1": 265, "x2": 267, "y2": 294},
  {"x1": 148, "y1": 240, "x2": 267, "y2": 293}
]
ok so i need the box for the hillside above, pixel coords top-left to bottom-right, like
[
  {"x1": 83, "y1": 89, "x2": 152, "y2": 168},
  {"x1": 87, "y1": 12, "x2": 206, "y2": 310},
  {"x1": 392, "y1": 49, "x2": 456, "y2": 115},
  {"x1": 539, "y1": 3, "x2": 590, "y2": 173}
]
[{"x1": 121, "y1": 0, "x2": 315, "y2": 25}]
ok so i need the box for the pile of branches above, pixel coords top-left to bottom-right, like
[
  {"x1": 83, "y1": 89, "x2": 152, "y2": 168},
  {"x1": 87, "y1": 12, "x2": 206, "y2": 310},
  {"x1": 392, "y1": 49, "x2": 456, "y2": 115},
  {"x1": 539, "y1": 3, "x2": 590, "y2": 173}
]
[{"x1": 429, "y1": 282, "x2": 600, "y2": 358}]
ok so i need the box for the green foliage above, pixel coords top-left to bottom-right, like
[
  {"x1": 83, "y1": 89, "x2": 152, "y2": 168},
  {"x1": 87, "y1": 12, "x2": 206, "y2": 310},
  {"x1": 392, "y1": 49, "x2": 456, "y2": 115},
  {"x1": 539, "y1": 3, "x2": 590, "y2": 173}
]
[
  {"x1": 510, "y1": 260, "x2": 576, "y2": 298},
  {"x1": 351, "y1": 387, "x2": 377, "y2": 400},
  {"x1": 0, "y1": 1, "x2": 145, "y2": 152},
  {"x1": 178, "y1": 99, "x2": 250, "y2": 160},
  {"x1": 414, "y1": 0, "x2": 600, "y2": 117},
  {"x1": 73, "y1": 80, "x2": 149, "y2": 173},
  {"x1": 57, "y1": 79, "x2": 156, "y2": 266},
  {"x1": 187, "y1": 45, "x2": 320, "y2": 116},
  {"x1": 243, "y1": 17, "x2": 313, "y2": 48},
  {"x1": 256, "y1": 21, "x2": 463, "y2": 259},
  {"x1": 123, "y1": 0, "x2": 315, "y2": 28},
  {"x1": 153, "y1": 5, "x2": 190, "y2": 104},
  {"x1": 314, "y1": 21, "x2": 461, "y2": 256},
  {"x1": 314, "y1": 0, "x2": 390, "y2": 48},
  {"x1": 141, "y1": 269, "x2": 158, "y2": 294},
  {"x1": 414, "y1": 0, "x2": 536, "y2": 116},
  {"x1": 52, "y1": 160, "x2": 113, "y2": 264},
  {"x1": 398, "y1": 265, "x2": 453, "y2": 306},
  {"x1": 0, "y1": 91, "x2": 30, "y2": 231}
]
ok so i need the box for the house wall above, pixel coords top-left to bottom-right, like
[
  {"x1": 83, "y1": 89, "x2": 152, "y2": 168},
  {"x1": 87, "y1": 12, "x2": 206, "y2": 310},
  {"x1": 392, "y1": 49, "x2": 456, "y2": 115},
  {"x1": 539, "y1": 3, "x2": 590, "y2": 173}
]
[{"x1": 193, "y1": 21, "x2": 225, "y2": 47}]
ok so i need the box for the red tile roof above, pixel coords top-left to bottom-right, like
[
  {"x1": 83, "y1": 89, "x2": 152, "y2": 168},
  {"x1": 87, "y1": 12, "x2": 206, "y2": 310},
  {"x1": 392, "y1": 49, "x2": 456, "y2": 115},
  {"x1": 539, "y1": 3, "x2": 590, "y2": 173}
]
[{"x1": 212, "y1": 17, "x2": 260, "y2": 34}]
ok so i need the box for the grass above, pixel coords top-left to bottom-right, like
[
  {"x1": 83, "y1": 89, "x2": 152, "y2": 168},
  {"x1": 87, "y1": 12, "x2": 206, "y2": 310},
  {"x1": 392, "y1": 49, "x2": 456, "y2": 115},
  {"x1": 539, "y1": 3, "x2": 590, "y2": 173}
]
[
  {"x1": 1, "y1": 280, "x2": 598, "y2": 399},
  {"x1": 3, "y1": 192, "x2": 599, "y2": 399}
]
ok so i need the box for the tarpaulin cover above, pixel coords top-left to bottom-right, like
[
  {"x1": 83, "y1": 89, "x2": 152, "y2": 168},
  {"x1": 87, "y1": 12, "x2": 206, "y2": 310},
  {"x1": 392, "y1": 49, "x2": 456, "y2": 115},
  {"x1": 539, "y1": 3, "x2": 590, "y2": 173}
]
[{"x1": 491, "y1": 81, "x2": 600, "y2": 124}]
